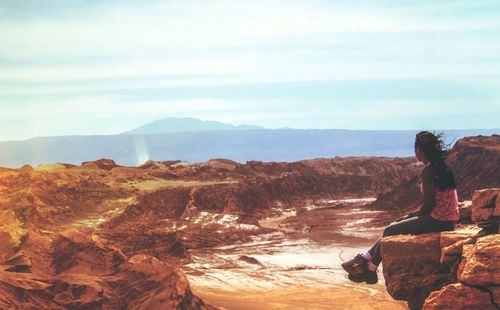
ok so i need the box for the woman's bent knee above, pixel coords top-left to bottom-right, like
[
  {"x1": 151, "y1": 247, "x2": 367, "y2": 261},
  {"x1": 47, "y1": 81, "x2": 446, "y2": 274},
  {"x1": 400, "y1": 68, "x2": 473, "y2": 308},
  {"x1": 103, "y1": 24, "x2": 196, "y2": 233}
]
[{"x1": 383, "y1": 224, "x2": 397, "y2": 236}]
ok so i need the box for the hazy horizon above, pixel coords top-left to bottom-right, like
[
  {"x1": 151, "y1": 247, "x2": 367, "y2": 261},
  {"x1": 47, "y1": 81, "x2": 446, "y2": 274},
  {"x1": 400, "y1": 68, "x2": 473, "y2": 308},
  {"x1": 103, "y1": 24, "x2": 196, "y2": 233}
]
[
  {"x1": 1, "y1": 1, "x2": 499, "y2": 141},
  {"x1": 0, "y1": 115, "x2": 498, "y2": 143}
]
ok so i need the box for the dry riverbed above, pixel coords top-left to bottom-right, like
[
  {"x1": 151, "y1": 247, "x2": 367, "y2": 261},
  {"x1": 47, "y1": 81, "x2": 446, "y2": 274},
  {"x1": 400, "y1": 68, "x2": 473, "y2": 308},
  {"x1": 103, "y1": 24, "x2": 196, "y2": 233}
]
[{"x1": 182, "y1": 198, "x2": 407, "y2": 309}]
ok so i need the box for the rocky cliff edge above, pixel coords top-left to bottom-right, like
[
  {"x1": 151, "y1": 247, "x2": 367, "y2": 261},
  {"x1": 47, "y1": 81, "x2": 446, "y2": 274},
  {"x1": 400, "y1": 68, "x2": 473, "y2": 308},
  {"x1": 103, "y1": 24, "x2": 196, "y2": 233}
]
[{"x1": 380, "y1": 187, "x2": 500, "y2": 309}]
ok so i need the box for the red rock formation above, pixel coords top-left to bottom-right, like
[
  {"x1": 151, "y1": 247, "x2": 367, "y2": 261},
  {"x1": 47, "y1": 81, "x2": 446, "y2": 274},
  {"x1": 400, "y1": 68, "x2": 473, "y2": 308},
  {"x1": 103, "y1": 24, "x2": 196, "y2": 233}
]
[
  {"x1": 1, "y1": 154, "x2": 420, "y2": 308},
  {"x1": 81, "y1": 158, "x2": 120, "y2": 171},
  {"x1": 471, "y1": 188, "x2": 500, "y2": 232},
  {"x1": 0, "y1": 227, "x2": 216, "y2": 309},
  {"x1": 206, "y1": 158, "x2": 239, "y2": 171},
  {"x1": 424, "y1": 283, "x2": 497, "y2": 310},
  {"x1": 0, "y1": 168, "x2": 216, "y2": 308},
  {"x1": 448, "y1": 135, "x2": 500, "y2": 199},
  {"x1": 380, "y1": 188, "x2": 500, "y2": 310}
]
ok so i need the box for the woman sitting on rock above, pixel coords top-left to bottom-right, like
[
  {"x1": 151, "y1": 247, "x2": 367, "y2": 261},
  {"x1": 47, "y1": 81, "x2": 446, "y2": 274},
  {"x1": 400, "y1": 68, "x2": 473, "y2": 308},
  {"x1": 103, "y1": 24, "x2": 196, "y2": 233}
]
[{"x1": 342, "y1": 131, "x2": 459, "y2": 284}]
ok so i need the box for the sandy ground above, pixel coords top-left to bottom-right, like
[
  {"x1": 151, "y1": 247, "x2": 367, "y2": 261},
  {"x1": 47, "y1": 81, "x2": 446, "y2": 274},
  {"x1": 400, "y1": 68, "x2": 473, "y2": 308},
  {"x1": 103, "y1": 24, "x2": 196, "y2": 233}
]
[
  {"x1": 183, "y1": 198, "x2": 408, "y2": 309},
  {"x1": 192, "y1": 285, "x2": 407, "y2": 310}
]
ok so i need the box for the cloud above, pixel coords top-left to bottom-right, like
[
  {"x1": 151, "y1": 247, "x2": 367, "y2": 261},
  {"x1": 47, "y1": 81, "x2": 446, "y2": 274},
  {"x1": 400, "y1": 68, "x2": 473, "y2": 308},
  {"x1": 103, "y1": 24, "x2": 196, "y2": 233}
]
[
  {"x1": 0, "y1": 0, "x2": 499, "y2": 141},
  {"x1": 0, "y1": 0, "x2": 499, "y2": 86},
  {"x1": 2, "y1": 0, "x2": 499, "y2": 58}
]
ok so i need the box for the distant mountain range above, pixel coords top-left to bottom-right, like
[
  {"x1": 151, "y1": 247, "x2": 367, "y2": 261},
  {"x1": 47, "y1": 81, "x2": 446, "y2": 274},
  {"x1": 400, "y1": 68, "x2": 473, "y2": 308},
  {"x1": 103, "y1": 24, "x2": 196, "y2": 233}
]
[
  {"x1": 122, "y1": 117, "x2": 263, "y2": 134},
  {"x1": 0, "y1": 117, "x2": 498, "y2": 167}
]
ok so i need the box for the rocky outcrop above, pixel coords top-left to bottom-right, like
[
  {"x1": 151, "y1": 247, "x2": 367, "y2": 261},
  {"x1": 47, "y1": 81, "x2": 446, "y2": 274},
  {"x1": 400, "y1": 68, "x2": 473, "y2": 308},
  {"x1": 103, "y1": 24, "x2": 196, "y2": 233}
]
[
  {"x1": 458, "y1": 234, "x2": 499, "y2": 287},
  {"x1": 81, "y1": 158, "x2": 119, "y2": 171},
  {"x1": 380, "y1": 188, "x2": 500, "y2": 310},
  {"x1": 471, "y1": 188, "x2": 500, "y2": 233},
  {"x1": 458, "y1": 200, "x2": 473, "y2": 224},
  {"x1": 250, "y1": 157, "x2": 421, "y2": 201},
  {"x1": 0, "y1": 229, "x2": 216, "y2": 309},
  {"x1": 448, "y1": 135, "x2": 500, "y2": 199},
  {"x1": 424, "y1": 283, "x2": 497, "y2": 310}
]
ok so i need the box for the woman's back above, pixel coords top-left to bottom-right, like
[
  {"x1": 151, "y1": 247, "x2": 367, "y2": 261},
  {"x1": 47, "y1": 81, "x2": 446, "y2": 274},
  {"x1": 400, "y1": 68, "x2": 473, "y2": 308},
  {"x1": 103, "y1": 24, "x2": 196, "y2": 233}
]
[
  {"x1": 432, "y1": 187, "x2": 459, "y2": 220},
  {"x1": 419, "y1": 167, "x2": 459, "y2": 221}
]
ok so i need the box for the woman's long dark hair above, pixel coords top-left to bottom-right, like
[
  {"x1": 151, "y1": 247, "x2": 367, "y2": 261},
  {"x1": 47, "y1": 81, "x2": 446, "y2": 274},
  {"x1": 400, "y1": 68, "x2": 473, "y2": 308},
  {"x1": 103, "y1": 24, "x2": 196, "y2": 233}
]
[{"x1": 414, "y1": 131, "x2": 456, "y2": 190}]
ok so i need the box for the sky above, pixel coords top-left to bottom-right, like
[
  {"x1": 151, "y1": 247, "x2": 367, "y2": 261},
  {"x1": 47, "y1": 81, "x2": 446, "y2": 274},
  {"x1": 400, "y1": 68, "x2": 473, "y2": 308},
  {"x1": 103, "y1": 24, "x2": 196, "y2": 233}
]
[{"x1": 0, "y1": 0, "x2": 499, "y2": 142}]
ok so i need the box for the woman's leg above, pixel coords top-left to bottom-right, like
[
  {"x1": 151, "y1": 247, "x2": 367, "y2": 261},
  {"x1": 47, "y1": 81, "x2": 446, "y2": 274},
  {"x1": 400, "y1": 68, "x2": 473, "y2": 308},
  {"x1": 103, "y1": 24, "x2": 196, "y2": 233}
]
[
  {"x1": 368, "y1": 237, "x2": 382, "y2": 257},
  {"x1": 370, "y1": 215, "x2": 454, "y2": 265}
]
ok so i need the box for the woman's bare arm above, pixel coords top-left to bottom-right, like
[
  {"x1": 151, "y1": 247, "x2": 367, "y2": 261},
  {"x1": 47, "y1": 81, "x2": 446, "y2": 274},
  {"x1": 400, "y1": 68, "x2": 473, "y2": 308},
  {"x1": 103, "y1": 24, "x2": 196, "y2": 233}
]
[{"x1": 416, "y1": 166, "x2": 435, "y2": 216}]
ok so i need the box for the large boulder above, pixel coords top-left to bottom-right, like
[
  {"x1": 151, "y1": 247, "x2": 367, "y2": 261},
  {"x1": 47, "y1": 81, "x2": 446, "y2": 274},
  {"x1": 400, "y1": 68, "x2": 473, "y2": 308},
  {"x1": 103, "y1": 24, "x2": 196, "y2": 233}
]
[
  {"x1": 381, "y1": 233, "x2": 451, "y2": 309},
  {"x1": 458, "y1": 200, "x2": 473, "y2": 224},
  {"x1": 458, "y1": 234, "x2": 500, "y2": 287},
  {"x1": 423, "y1": 283, "x2": 497, "y2": 310},
  {"x1": 381, "y1": 226, "x2": 482, "y2": 309},
  {"x1": 471, "y1": 188, "x2": 499, "y2": 232},
  {"x1": 381, "y1": 188, "x2": 500, "y2": 309},
  {"x1": 439, "y1": 225, "x2": 483, "y2": 278}
]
